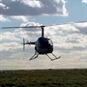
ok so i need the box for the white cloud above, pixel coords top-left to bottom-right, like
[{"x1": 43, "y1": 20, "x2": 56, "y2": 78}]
[
  {"x1": 11, "y1": 16, "x2": 28, "y2": 22},
  {"x1": 72, "y1": 22, "x2": 87, "y2": 35},
  {"x1": 1, "y1": 21, "x2": 87, "y2": 51},
  {"x1": 0, "y1": 31, "x2": 21, "y2": 41},
  {"x1": 82, "y1": 0, "x2": 87, "y2": 3},
  {"x1": 21, "y1": 0, "x2": 42, "y2": 8},
  {"x1": 0, "y1": 50, "x2": 87, "y2": 70},
  {"x1": 0, "y1": 2, "x2": 5, "y2": 8},
  {"x1": 0, "y1": 0, "x2": 68, "y2": 16},
  {"x1": 0, "y1": 2, "x2": 9, "y2": 9},
  {"x1": 0, "y1": 15, "x2": 9, "y2": 22},
  {"x1": 0, "y1": 42, "x2": 20, "y2": 51}
]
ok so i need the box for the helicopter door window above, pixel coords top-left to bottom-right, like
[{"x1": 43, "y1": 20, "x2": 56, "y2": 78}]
[{"x1": 48, "y1": 39, "x2": 53, "y2": 46}]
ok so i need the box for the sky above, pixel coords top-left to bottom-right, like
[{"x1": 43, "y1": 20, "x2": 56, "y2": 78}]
[{"x1": 0, "y1": 0, "x2": 87, "y2": 70}]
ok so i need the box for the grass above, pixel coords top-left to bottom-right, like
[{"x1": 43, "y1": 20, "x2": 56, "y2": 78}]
[{"x1": 0, "y1": 69, "x2": 87, "y2": 87}]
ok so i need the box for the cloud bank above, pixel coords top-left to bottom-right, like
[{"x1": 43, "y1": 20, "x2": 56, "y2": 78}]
[
  {"x1": 0, "y1": 0, "x2": 68, "y2": 22},
  {"x1": 0, "y1": 0, "x2": 68, "y2": 16},
  {"x1": 82, "y1": 0, "x2": 87, "y2": 4},
  {"x1": 0, "y1": 22, "x2": 87, "y2": 70}
]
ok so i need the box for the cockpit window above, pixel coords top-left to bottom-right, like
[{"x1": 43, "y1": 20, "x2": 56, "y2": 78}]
[{"x1": 48, "y1": 39, "x2": 53, "y2": 46}]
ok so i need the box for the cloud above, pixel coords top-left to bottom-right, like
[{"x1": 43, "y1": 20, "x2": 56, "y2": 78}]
[
  {"x1": 0, "y1": 50, "x2": 87, "y2": 70},
  {"x1": 82, "y1": 0, "x2": 87, "y2": 4},
  {"x1": 50, "y1": 22, "x2": 87, "y2": 51},
  {"x1": 0, "y1": 31, "x2": 22, "y2": 41},
  {"x1": 0, "y1": 42, "x2": 20, "y2": 51},
  {"x1": 0, "y1": 21, "x2": 87, "y2": 70},
  {"x1": 0, "y1": 0, "x2": 68, "y2": 16},
  {"x1": 73, "y1": 22, "x2": 87, "y2": 35},
  {"x1": 21, "y1": 0, "x2": 42, "y2": 8},
  {"x1": 0, "y1": 2, "x2": 9, "y2": 9},
  {"x1": 11, "y1": 16, "x2": 29, "y2": 22},
  {"x1": 1, "y1": 22, "x2": 87, "y2": 51},
  {"x1": 0, "y1": 15, "x2": 10, "y2": 22}
]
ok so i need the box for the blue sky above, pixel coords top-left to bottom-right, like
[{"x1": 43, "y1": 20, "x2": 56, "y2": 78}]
[
  {"x1": 0, "y1": 0, "x2": 87, "y2": 70},
  {"x1": 1, "y1": 0, "x2": 87, "y2": 26}
]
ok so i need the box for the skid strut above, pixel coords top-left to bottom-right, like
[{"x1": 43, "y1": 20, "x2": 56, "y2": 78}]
[
  {"x1": 29, "y1": 51, "x2": 39, "y2": 60},
  {"x1": 46, "y1": 53, "x2": 61, "y2": 61}
]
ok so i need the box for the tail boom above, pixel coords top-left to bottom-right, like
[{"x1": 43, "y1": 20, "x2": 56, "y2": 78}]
[{"x1": 22, "y1": 38, "x2": 35, "y2": 51}]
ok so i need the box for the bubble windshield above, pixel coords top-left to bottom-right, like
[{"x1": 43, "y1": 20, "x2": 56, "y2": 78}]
[
  {"x1": 48, "y1": 39, "x2": 53, "y2": 46},
  {"x1": 37, "y1": 38, "x2": 53, "y2": 47}
]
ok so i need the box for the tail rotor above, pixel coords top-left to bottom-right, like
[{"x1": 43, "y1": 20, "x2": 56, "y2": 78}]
[
  {"x1": 23, "y1": 38, "x2": 25, "y2": 51},
  {"x1": 22, "y1": 38, "x2": 35, "y2": 51}
]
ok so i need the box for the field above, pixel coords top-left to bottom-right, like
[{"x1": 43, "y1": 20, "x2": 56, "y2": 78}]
[{"x1": 0, "y1": 69, "x2": 87, "y2": 87}]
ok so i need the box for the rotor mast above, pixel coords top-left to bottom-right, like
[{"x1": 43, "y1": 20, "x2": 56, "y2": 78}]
[
  {"x1": 41, "y1": 26, "x2": 45, "y2": 37},
  {"x1": 42, "y1": 27, "x2": 44, "y2": 37}
]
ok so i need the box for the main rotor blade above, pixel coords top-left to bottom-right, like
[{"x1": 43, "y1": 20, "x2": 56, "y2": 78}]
[
  {"x1": 46, "y1": 21, "x2": 87, "y2": 27},
  {"x1": 1, "y1": 21, "x2": 86, "y2": 29},
  {"x1": 2, "y1": 25, "x2": 45, "y2": 29}
]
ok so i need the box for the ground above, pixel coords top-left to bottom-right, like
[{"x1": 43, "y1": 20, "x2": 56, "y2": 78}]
[{"x1": 0, "y1": 69, "x2": 87, "y2": 87}]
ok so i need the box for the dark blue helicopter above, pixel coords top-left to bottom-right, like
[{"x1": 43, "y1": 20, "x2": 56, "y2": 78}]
[{"x1": 23, "y1": 26, "x2": 61, "y2": 61}]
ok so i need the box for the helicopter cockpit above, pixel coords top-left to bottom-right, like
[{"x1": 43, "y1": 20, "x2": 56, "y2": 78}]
[{"x1": 37, "y1": 37, "x2": 53, "y2": 48}]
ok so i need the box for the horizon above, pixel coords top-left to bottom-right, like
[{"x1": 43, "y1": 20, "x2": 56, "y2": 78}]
[{"x1": 0, "y1": 0, "x2": 87, "y2": 70}]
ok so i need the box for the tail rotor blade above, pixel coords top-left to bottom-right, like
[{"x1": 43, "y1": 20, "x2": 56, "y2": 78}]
[{"x1": 23, "y1": 38, "x2": 25, "y2": 51}]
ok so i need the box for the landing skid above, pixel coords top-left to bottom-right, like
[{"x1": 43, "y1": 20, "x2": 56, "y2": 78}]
[
  {"x1": 29, "y1": 52, "x2": 61, "y2": 61},
  {"x1": 29, "y1": 51, "x2": 39, "y2": 60},
  {"x1": 46, "y1": 53, "x2": 61, "y2": 61}
]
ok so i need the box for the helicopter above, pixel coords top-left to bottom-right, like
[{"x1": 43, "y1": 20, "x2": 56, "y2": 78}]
[
  {"x1": 2, "y1": 21, "x2": 86, "y2": 61},
  {"x1": 2, "y1": 25, "x2": 61, "y2": 61}
]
